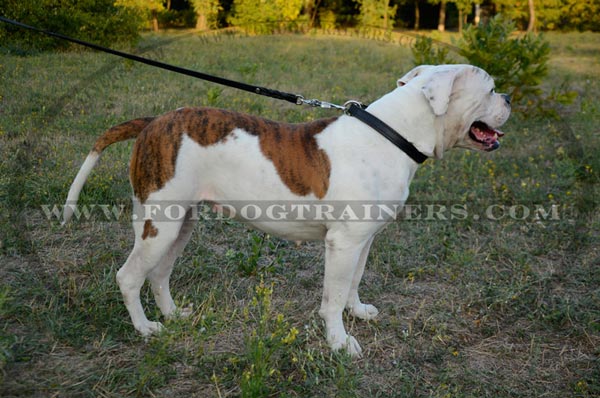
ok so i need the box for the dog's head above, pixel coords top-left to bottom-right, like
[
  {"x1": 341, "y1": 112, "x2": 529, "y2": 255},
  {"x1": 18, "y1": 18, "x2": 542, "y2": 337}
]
[{"x1": 398, "y1": 64, "x2": 511, "y2": 158}]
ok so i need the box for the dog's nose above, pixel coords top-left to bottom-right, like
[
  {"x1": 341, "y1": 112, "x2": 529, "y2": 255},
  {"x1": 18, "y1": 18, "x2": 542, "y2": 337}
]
[{"x1": 502, "y1": 94, "x2": 511, "y2": 106}]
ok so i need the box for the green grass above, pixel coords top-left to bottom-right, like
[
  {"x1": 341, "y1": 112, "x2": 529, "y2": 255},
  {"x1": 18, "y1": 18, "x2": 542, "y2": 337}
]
[{"x1": 1, "y1": 31, "x2": 599, "y2": 397}]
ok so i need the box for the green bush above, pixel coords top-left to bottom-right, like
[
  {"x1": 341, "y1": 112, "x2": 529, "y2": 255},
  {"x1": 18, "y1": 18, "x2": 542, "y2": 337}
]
[
  {"x1": 411, "y1": 16, "x2": 554, "y2": 108},
  {"x1": 319, "y1": 10, "x2": 337, "y2": 30},
  {"x1": 457, "y1": 15, "x2": 551, "y2": 105},
  {"x1": 0, "y1": 0, "x2": 143, "y2": 53},
  {"x1": 411, "y1": 36, "x2": 453, "y2": 66}
]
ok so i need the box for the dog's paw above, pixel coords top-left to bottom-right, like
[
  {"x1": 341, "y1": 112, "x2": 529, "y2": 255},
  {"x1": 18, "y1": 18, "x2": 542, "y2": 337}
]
[
  {"x1": 349, "y1": 303, "x2": 379, "y2": 321},
  {"x1": 330, "y1": 335, "x2": 363, "y2": 357},
  {"x1": 137, "y1": 321, "x2": 164, "y2": 337}
]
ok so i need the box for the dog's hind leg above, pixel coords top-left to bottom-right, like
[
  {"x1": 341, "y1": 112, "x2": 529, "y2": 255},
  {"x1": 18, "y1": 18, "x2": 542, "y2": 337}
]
[
  {"x1": 345, "y1": 236, "x2": 379, "y2": 321},
  {"x1": 116, "y1": 214, "x2": 186, "y2": 337},
  {"x1": 148, "y1": 208, "x2": 197, "y2": 319}
]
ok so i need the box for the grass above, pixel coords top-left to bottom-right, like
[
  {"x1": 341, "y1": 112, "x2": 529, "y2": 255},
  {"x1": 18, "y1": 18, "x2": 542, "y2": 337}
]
[{"x1": 1, "y1": 30, "x2": 599, "y2": 397}]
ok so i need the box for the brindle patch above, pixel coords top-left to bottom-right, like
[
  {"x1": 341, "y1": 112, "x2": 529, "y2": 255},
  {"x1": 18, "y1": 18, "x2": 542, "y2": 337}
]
[
  {"x1": 129, "y1": 112, "x2": 187, "y2": 203},
  {"x1": 142, "y1": 220, "x2": 158, "y2": 240},
  {"x1": 93, "y1": 117, "x2": 155, "y2": 153},
  {"x1": 130, "y1": 107, "x2": 337, "y2": 203}
]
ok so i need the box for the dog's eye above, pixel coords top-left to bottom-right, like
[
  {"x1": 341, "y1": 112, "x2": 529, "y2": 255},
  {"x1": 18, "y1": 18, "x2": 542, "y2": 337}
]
[{"x1": 490, "y1": 88, "x2": 495, "y2": 94}]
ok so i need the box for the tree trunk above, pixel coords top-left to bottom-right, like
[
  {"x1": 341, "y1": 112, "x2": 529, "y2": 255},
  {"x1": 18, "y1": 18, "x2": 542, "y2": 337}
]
[
  {"x1": 309, "y1": 0, "x2": 321, "y2": 29},
  {"x1": 152, "y1": 10, "x2": 159, "y2": 32},
  {"x1": 383, "y1": 0, "x2": 389, "y2": 29},
  {"x1": 474, "y1": 3, "x2": 481, "y2": 25},
  {"x1": 196, "y1": 14, "x2": 207, "y2": 30},
  {"x1": 458, "y1": 8, "x2": 463, "y2": 32},
  {"x1": 437, "y1": 0, "x2": 446, "y2": 32},
  {"x1": 414, "y1": 0, "x2": 420, "y2": 30},
  {"x1": 527, "y1": 0, "x2": 536, "y2": 32}
]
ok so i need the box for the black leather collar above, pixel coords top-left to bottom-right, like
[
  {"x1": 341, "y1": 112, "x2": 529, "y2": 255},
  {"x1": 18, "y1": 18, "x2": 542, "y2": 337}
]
[{"x1": 346, "y1": 103, "x2": 428, "y2": 164}]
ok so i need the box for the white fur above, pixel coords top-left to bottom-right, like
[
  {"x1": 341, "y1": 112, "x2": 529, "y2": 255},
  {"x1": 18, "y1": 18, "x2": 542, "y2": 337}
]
[{"x1": 62, "y1": 151, "x2": 100, "y2": 225}]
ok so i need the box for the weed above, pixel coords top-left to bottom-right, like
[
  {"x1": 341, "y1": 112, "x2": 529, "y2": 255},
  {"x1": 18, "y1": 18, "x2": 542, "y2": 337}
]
[
  {"x1": 240, "y1": 279, "x2": 295, "y2": 396},
  {"x1": 227, "y1": 232, "x2": 282, "y2": 276},
  {"x1": 206, "y1": 87, "x2": 223, "y2": 106}
]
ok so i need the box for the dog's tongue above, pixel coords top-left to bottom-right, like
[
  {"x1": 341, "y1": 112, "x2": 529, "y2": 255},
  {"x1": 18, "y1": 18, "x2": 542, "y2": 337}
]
[{"x1": 471, "y1": 122, "x2": 504, "y2": 149}]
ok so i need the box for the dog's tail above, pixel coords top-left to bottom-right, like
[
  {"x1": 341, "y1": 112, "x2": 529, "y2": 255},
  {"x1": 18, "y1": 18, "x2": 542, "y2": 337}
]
[{"x1": 62, "y1": 117, "x2": 155, "y2": 225}]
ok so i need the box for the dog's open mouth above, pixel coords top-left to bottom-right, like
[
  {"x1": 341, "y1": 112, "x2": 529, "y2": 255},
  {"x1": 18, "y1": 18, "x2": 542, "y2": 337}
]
[{"x1": 469, "y1": 121, "x2": 505, "y2": 151}]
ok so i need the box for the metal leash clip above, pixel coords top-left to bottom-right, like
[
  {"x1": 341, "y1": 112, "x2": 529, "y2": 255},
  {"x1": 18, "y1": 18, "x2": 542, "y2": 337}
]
[
  {"x1": 296, "y1": 95, "x2": 347, "y2": 111},
  {"x1": 343, "y1": 100, "x2": 366, "y2": 114}
]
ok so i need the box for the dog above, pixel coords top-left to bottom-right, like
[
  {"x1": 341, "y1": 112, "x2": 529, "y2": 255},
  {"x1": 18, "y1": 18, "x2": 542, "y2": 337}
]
[{"x1": 63, "y1": 64, "x2": 511, "y2": 356}]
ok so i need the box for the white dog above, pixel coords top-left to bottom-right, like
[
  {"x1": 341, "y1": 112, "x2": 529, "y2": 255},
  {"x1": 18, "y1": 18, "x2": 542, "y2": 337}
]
[{"x1": 63, "y1": 64, "x2": 510, "y2": 356}]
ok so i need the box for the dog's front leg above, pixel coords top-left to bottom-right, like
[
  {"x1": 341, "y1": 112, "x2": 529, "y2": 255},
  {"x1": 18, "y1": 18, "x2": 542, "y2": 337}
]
[
  {"x1": 319, "y1": 232, "x2": 370, "y2": 357},
  {"x1": 345, "y1": 236, "x2": 379, "y2": 321}
]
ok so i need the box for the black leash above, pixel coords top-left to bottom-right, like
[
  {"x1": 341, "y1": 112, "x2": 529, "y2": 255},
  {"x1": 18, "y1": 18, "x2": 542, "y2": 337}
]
[
  {"x1": 0, "y1": 16, "x2": 301, "y2": 105},
  {"x1": 1, "y1": 16, "x2": 428, "y2": 163}
]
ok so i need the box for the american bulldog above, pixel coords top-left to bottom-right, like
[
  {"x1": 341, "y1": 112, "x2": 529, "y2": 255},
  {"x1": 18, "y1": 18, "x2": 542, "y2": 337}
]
[{"x1": 63, "y1": 64, "x2": 511, "y2": 356}]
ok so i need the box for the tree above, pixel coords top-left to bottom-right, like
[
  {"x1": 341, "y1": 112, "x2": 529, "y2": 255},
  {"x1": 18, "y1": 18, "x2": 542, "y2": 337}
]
[
  {"x1": 412, "y1": 0, "x2": 421, "y2": 30},
  {"x1": 428, "y1": 0, "x2": 447, "y2": 31},
  {"x1": 494, "y1": 0, "x2": 600, "y2": 31},
  {"x1": 0, "y1": 0, "x2": 143, "y2": 51},
  {"x1": 458, "y1": 15, "x2": 550, "y2": 103},
  {"x1": 229, "y1": 0, "x2": 304, "y2": 33},
  {"x1": 491, "y1": 0, "x2": 527, "y2": 28},
  {"x1": 474, "y1": 2, "x2": 481, "y2": 25},
  {"x1": 452, "y1": 0, "x2": 479, "y2": 32},
  {"x1": 412, "y1": 15, "x2": 556, "y2": 108},
  {"x1": 115, "y1": 0, "x2": 164, "y2": 32},
  {"x1": 527, "y1": 0, "x2": 536, "y2": 31},
  {"x1": 357, "y1": 0, "x2": 398, "y2": 30},
  {"x1": 191, "y1": 0, "x2": 222, "y2": 30},
  {"x1": 557, "y1": 0, "x2": 600, "y2": 31}
]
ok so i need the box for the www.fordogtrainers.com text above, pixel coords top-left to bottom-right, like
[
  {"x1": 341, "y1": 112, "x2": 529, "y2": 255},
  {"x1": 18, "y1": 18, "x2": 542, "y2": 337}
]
[{"x1": 43, "y1": 201, "x2": 568, "y2": 223}]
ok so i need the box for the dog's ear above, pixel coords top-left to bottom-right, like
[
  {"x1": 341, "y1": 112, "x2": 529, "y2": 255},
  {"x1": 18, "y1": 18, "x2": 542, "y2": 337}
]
[
  {"x1": 397, "y1": 65, "x2": 431, "y2": 87},
  {"x1": 421, "y1": 68, "x2": 460, "y2": 116},
  {"x1": 433, "y1": 117, "x2": 446, "y2": 159}
]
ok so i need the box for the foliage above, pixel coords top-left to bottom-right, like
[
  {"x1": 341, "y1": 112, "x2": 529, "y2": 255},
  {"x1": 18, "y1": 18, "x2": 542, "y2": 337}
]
[
  {"x1": 0, "y1": 0, "x2": 143, "y2": 53},
  {"x1": 356, "y1": 0, "x2": 397, "y2": 30},
  {"x1": 115, "y1": 0, "x2": 164, "y2": 31},
  {"x1": 319, "y1": 9, "x2": 338, "y2": 30},
  {"x1": 157, "y1": 8, "x2": 197, "y2": 28},
  {"x1": 557, "y1": 0, "x2": 600, "y2": 31},
  {"x1": 452, "y1": 0, "x2": 480, "y2": 14},
  {"x1": 190, "y1": 0, "x2": 223, "y2": 30},
  {"x1": 226, "y1": 232, "x2": 282, "y2": 276},
  {"x1": 457, "y1": 15, "x2": 551, "y2": 105},
  {"x1": 494, "y1": 0, "x2": 600, "y2": 31},
  {"x1": 229, "y1": 0, "x2": 306, "y2": 33},
  {"x1": 411, "y1": 36, "x2": 453, "y2": 65},
  {"x1": 413, "y1": 16, "x2": 553, "y2": 107},
  {"x1": 114, "y1": 0, "x2": 164, "y2": 14}
]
